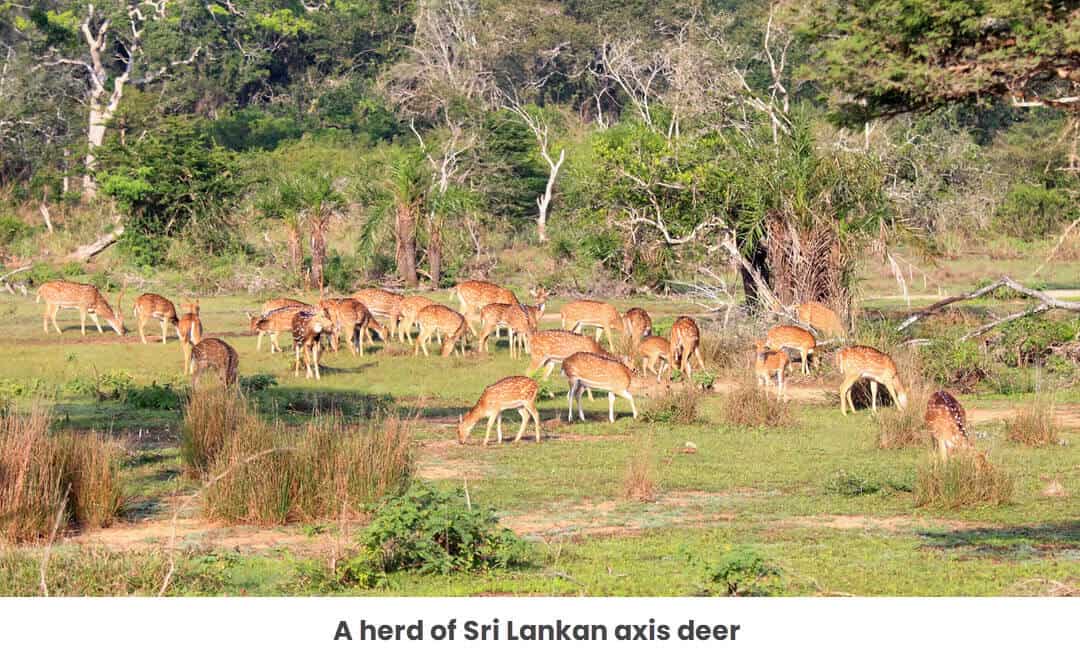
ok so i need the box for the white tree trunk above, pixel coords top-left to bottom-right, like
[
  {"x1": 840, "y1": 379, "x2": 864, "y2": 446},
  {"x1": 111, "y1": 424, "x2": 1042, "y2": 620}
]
[
  {"x1": 536, "y1": 148, "x2": 564, "y2": 243},
  {"x1": 83, "y1": 97, "x2": 108, "y2": 199}
]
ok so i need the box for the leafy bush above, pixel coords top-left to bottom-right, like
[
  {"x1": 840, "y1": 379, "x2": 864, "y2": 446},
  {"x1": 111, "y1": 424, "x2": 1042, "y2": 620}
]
[
  {"x1": 919, "y1": 338, "x2": 987, "y2": 392},
  {"x1": 703, "y1": 546, "x2": 783, "y2": 597},
  {"x1": 121, "y1": 383, "x2": 183, "y2": 410},
  {"x1": 0, "y1": 405, "x2": 124, "y2": 542},
  {"x1": 239, "y1": 374, "x2": 278, "y2": 393},
  {"x1": 0, "y1": 215, "x2": 32, "y2": 245},
  {"x1": 341, "y1": 483, "x2": 530, "y2": 587},
  {"x1": 995, "y1": 183, "x2": 1077, "y2": 240},
  {"x1": 323, "y1": 250, "x2": 358, "y2": 293},
  {"x1": 825, "y1": 470, "x2": 882, "y2": 496},
  {"x1": 994, "y1": 317, "x2": 1080, "y2": 368},
  {"x1": 914, "y1": 452, "x2": 1013, "y2": 509}
]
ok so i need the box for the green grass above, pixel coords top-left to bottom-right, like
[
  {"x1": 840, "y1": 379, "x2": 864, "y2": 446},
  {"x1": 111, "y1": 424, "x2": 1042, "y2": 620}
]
[{"x1": 1, "y1": 291, "x2": 1078, "y2": 596}]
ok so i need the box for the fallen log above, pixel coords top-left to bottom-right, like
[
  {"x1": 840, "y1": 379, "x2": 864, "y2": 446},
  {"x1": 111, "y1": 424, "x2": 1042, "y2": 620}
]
[{"x1": 67, "y1": 226, "x2": 124, "y2": 262}]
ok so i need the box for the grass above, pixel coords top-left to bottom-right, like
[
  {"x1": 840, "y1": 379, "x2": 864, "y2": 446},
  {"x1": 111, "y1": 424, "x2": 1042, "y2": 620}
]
[
  {"x1": 915, "y1": 452, "x2": 1014, "y2": 509},
  {"x1": 718, "y1": 379, "x2": 796, "y2": 428},
  {"x1": 622, "y1": 443, "x2": 658, "y2": 502},
  {"x1": 1006, "y1": 398, "x2": 1061, "y2": 448},
  {"x1": 0, "y1": 292, "x2": 1078, "y2": 595}
]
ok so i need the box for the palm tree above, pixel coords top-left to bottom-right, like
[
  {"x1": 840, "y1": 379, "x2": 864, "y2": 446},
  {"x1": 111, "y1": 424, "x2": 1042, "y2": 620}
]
[
  {"x1": 279, "y1": 173, "x2": 347, "y2": 290},
  {"x1": 371, "y1": 150, "x2": 428, "y2": 288}
]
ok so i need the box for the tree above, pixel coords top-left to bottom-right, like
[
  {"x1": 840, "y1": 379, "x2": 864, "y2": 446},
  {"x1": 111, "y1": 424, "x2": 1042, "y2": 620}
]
[
  {"x1": 370, "y1": 149, "x2": 429, "y2": 288},
  {"x1": 278, "y1": 173, "x2": 347, "y2": 290},
  {"x1": 798, "y1": 0, "x2": 1080, "y2": 166},
  {"x1": 500, "y1": 97, "x2": 565, "y2": 242}
]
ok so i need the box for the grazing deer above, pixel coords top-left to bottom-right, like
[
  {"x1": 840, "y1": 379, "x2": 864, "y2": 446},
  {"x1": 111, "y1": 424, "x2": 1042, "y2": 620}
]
[
  {"x1": 292, "y1": 309, "x2": 335, "y2": 380},
  {"x1": 837, "y1": 345, "x2": 909, "y2": 415},
  {"x1": 797, "y1": 301, "x2": 844, "y2": 340},
  {"x1": 478, "y1": 301, "x2": 537, "y2": 358},
  {"x1": 37, "y1": 280, "x2": 125, "y2": 336},
  {"x1": 320, "y1": 298, "x2": 388, "y2": 356},
  {"x1": 765, "y1": 325, "x2": 817, "y2": 374},
  {"x1": 669, "y1": 316, "x2": 705, "y2": 380},
  {"x1": 392, "y1": 295, "x2": 438, "y2": 343},
  {"x1": 491, "y1": 288, "x2": 548, "y2": 346},
  {"x1": 458, "y1": 376, "x2": 541, "y2": 446},
  {"x1": 351, "y1": 288, "x2": 403, "y2": 342},
  {"x1": 450, "y1": 280, "x2": 518, "y2": 335},
  {"x1": 754, "y1": 340, "x2": 790, "y2": 399},
  {"x1": 248, "y1": 305, "x2": 310, "y2": 353},
  {"x1": 622, "y1": 307, "x2": 652, "y2": 348},
  {"x1": 133, "y1": 293, "x2": 180, "y2": 345},
  {"x1": 189, "y1": 338, "x2": 239, "y2": 388},
  {"x1": 262, "y1": 297, "x2": 309, "y2": 315},
  {"x1": 414, "y1": 304, "x2": 468, "y2": 357},
  {"x1": 562, "y1": 351, "x2": 638, "y2": 423},
  {"x1": 525, "y1": 329, "x2": 604, "y2": 379},
  {"x1": 560, "y1": 299, "x2": 622, "y2": 349},
  {"x1": 637, "y1": 335, "x2": 671, "y2": 383},
  {"x1": 178, "y1": 301, "x2": 203, "y2": 374},
  {"x1": 925, "y1": 390, "x2": 971, "y2": 461}
]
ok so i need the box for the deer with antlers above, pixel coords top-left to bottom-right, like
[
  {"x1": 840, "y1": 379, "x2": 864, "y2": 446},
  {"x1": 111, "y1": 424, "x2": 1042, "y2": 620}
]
[
  {"x1": 765, "y1": 325, "x2": 817, "y2": 374},
  {"x1": 562, "y1": 351, "x2": 638, "y2": 423},
  {"x1": 837, "y1": 345, "x2": 909, "y2": 415},
  {"x1": 560, "y1": 299, "x2": 622, "y2": 349},
  {"x1": 178, "y1": 300, "x2": 203, "y2": 374},
  {"x1": 754, "y1": 340, "x2": 790, "y2": 399},
  {"x1": 414, "y1": 304, "x2": 468, "y2": 357},
  {"x1": 669, "y1": 316, "x2": 705, "y2": 380},
  {"x1": 133, "y1": 293, "x2": 180, "y2": 344},
  {"x1": 292, "y1": 309, "x2": 335, "y2": 380},
  {"x1": 189, "y1": 338, "x2": 239, "y2": 388},
  {"x1": 37, "y1": 280, "x2": 125, "y2": 336},
  {"x1": 458, "y1": 376, "x2": 541, "y2": 446}
]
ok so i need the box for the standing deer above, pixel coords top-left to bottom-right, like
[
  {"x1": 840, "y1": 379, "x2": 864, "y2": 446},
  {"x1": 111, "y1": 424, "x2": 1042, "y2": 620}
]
[
  {"x1": 478, "y1": 301, "x2": 537, "y2": 358},
  {"x1": 351, "y1": 288, "x2": 403, "y2": 342},
  {"x1": 292, "y1": 309, "x2": 335, "y2": 380},
  {"x1": 525, "y1": 329, "x2": 604, "y2": 379},
  {"x1": 178, "y1": 301, "x2": 203, "y2": 374},
  {"x1": 320, "y1": 298, "x2": 388, "y2": 356},
  {"x1": 754, "y1": 340, "x2": 790, "y2": 399},
  {"x1": 765, "y1": 325, "x2": 817, "y2": 374},
  {"x1": 925, "y1": 390, "x2": 971, "y2": 460},
  {"x1": 562, "y1": 351, "x2": 638, "y2": 423},
  {"x1": 669, "y1": 316, "x2": 705, "y2": 380},
  {"x1": 450, "y1": 280, "x2": 518, "y2": 335},
  {"x1": 133, "y1": 293, "x2": 180, "y2": 344},
  {"x1": 37, "y1": 280, "x2": 126, "y2": 336},
  {"x1": 622, "y1": 307, "x2": 652, "y2": 348},
  {"x1": 189, "y1": 338, "x2": 239, "y2": 388},
  {"x1": 248, "y1": 305, "x2": 311, "y2": 353},
  {"x1": 414, "y1": 304, "x2": 467, "y2": 357},
  {"x1": 262, "y1": 297, "x2": 309, "y2": 315},
  {"x1": 837, "y1": 345, "x2": 909, "y2": 415},
  {"x1": 560, "y1": 299, "x2": 622, "y2": 349},
  {"x1": 458, "y1": 376, "x2": 541, "y2": 446},
  {"x1": 636, "y1": 335, "x2": 672, "y2": 383},
  {"x1": 393, "y1": 295, "x2": 438, "y2": 343},
  {"x1": 797, "y1": 301, "x2": 845, "y2": 340}
]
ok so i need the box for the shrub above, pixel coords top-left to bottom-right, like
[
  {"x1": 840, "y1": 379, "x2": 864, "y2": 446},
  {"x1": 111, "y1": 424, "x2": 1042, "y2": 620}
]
[
  {"x1": 202, "y1": 414, "x2": 414, "y2": 525},
  {"x1": 180, "y1": 385, "x2": 255, "y2": 475},
  {"x1": 995, "y1": 182, "x2": 1076, "y2": 240},
  {"x1": 994, "y1": 317, "x2": 1080, "y2": 368},
  {"x1": 914, "y1": 452, "x2": 1013, "y2": 509},
  {"x1": 825, "y1": 470, "x2": 882, "y2": 496},
  {"x1": 919, "y1": 338, "x2": 988, "y2": 393},
  {"x1": 239, "y1": 374, "x2": 278, "y2": 393},
  {"x1": 622, "y1": 444, "x2": 658, "y2": 502},
  {"x1": 0, "y1": 215, "x2": 32, "y2": 245},
  {"x1": 719, "y1": 380, "x2": 795, "y2": 428},
  {"x1": 703, "y1": 546, "x2": 782, "y2": 597},
  {"x1": 121, "y1": 383, "x2": 183, "y2": 410},
  {"x1": 0, "y1": 405, "x2": 124, "y2": 542},
  {"x1": 341, "y1": 482, "x2": 530, "y2": 587},
  {"x1": 1006, "y1": 399, "x2": 1061, "y2": 448},
  {"x1": 643, "y1": 386, "x2": 702, "y2": 424}
]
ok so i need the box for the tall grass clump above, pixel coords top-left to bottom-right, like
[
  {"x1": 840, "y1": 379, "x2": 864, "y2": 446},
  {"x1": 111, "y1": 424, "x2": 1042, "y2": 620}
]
[
  {"x1": 0, "y1": 405, "x2": 123, "y2": 542},
  {"x1": 643, "y1": 386, "x2": 702, "y2": 424},
  {"x1": 202, "y1": 414, "x2": 414, "y2": 525},
  {"x1": 914, "y1": 452, "x2": 1013, "y2": 509},
  {"x1": 719, "y1": 379, "x2": 795, "y2": 428},
  {"x1": 622, "y1": 444, "x2": 658, "y2": 502},
  {"x1": 1006, "y1": 398, "x2": 1060, "y2": 448},
  {"x1": 180, "y1": 384, "x2": 255, "y2": 475}
]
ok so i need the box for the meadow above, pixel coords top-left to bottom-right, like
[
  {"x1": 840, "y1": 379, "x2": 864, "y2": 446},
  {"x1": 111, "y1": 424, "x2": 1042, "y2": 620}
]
[{"x1": 0, "y1": 277, "x2": 1077, "y2": 597}]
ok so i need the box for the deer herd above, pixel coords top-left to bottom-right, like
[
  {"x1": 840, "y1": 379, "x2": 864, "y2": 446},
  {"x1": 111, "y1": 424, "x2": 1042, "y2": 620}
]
[{"x1": 32, "y1": 277, "x2": 976, "y2": 459}]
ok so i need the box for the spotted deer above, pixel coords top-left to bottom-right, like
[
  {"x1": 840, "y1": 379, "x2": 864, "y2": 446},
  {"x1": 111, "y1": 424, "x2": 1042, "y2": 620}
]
[
  {"x1": 488, "y1": 288, "x2": 548, "y2": 349},
  {"x1": 622, "y1": 307, "x2": 652, "y2": 348},
  {"x1": 478, "y1": 301, "x2": 537, "y2": 358},
  {"x1": 925, "y1": 390, "x2": 971, "y2": 460},
  {"x1": 525, "y1": 329, "x2": 604, "y2": 380},
  {"x1": 562, "y1": 352, "x2": 638, "y2": 423},
  {"x1": 248, "y1": 305, "x2": 311, "y2": 353},
  {"x1": 392, "y1": 295, "x2": 438, "y2": 343},
  {"x1": 754, "y1": 340, "x2": 790, "y2": 399},
  {"x1": 837, "y1": 345, "x2": 909, "y2": 415},
  {"x1": 797, "y1": 301, "x2": 845, "y2": 340},
  {"x1": 320, "y1": 298, "x2": 388, "y2": 356},
  {"x1": 37, "y1": 280, "x2": 126, "y2": 337},
  {"x1": 133, "y1": 293, "x2": 180, "y2": 344},
  {"x1": 669, "y1": 316, "x2": 705, "y2": 380},
  {"x1": 636, "y1": 335, "x2": 671, "y2": 383},
  {"x1": 292, "y1": 309, "x2": 335, "y2": 380},
  {"x1": 351, "y1": 288, "x2": 403, "y2": 342},
  {"x1": 262, "y1": 297, "x2": 309, "y2": 315},
  {"x1": 189, "y1": 338, "x2": 239, "y2": 388},
  {"x1": 414, "y1": 304, "x2": 468, "y2": 357},
  {"x1": 178, "y1": 301, "x2": 203, "y2": 374},
  {"x1": 560, "y1": 299, "x2": 622, "y2": 349},
  {"x1": 458, "y1": 376, "x2": 541, "y2": 446},
  {"x1": 450, "y1": 280, "x2": 518, "y2": 335},
  {"x1": 765, "y1": 325, "x2": 817, "y2": 374}
]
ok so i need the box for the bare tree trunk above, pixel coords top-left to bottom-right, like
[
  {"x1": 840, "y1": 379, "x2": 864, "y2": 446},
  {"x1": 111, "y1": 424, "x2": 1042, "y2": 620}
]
[
  {"x1": 309, "y1": 216, "x2": 327, "y2": 290},
  {"x1": 536, "y1": 148, "x2": 564, "y2": 243},
  {"x1": 396, "y1": 204, "x2": 419, "y2": 288},
  {"x1": 428, "y1": 217, "x2": 443, "y2": 288},
  {"x1": 287, "y1": 222, "x2": 304, "y2": 281}
]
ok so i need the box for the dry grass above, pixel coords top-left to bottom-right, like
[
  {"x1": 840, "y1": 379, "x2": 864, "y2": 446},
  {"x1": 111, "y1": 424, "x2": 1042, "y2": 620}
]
[
  {"x1": 0, "y1": 405, "x2": 123, "y2": 542},
  {"x1": 180, "y1": 384, "x2": 255, "y2": 475},
  {"x1": 1006, "y1": 398, "x2": 1060, "y2": 448},
  {"x1": 203, "y1": 413, "x2": 414, "y2": 525},
  {"x1": 699, "y1": 332, "x2": 746, "y2": 372},
  {"x1": 914, "y1": 451, "x2": 1013, "y2": 509},
  {"x1": 622, "y1": 444, "x2": 657, "y2": 503},
  {"x1": 643, "y1": 386, "x2": 702, "y2": 424},
  {"x1": 719, "y1": 379, "x2": 796, "y2": 428},
  {"x1": 876, "y1": 370, "x2": 934, "y2": 450}
]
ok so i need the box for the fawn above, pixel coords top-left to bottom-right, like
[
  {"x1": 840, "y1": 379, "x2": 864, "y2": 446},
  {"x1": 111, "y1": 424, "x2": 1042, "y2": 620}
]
[
  {"x1": 637, "y1": 335, "x2": 671, "y2": 383},
  {"x1": 178, "y1": 300, "x2": 203, "y2": 374},
  {"x1": 925, "y1": 390, "x2": 971, "y2": 460},
  {"x1": 669, "y1": 316, "x2": 705, "y2": 380},
  {"x1": 765, "y1": 325, "x2": 817, "y2": 374},
  {"x1": 754, "y1": 340, "x2": 790, "y2": 399},
  {"x1": 292, "y1": 309, "x2": 335, "y2": 380}
]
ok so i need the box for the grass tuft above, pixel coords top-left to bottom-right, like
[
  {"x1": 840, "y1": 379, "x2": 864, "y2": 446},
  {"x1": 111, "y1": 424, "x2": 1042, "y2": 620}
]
[
  {"x1": 180, "y1": 384, "x2": 255, "y2": 476},
  {"x1": 643, "y1": 386, "x2": 702, "y2": 424},
  {"x1": 719, "y1": 379, "x2": 795, "y2": 428},
  {"x1": 1005, "y1": 398, "x2": 1060, "y2": 448},
  {"x1": 622, "y1": 444, "x2": 658, "y2": 502},
  {"x1": 914, "y1": 451, "x2": 1013, "y2": 509}
]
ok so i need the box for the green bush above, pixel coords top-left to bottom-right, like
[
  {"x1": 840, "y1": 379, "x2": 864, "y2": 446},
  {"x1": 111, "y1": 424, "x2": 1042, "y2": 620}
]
[
  {"x1": 994, "y1": 317, "x2": 1080, "y2": 368},
  {"x1": 0, "y1": 215, "x2": 32, "y2": 245},
  {"x1": 703, "y1": 546, "x2": 783, "y2": 597},
  {"x1": 239, "y1": 374, "x2": 278, "y2": 393},
  {"x1": 825, "y1": 470, "x2": 882, "y2": 496},
  {"x1": 323, "y1": 251, "x2": 358, "y2": 293},
  {"x1": 920, "y1": 338, "x2": 988, "y2": 392},
  {"x1": 121, "y1": 383, "x2": 183, "y2": 410},
  {"x1": 995, "y1": 183, "x2": 1077, "y2": 240},
  {"x1": 341, "y1": 483, "x2": 531, "y2": 587}
]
